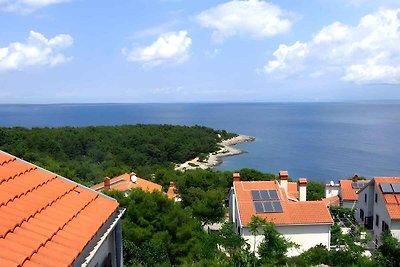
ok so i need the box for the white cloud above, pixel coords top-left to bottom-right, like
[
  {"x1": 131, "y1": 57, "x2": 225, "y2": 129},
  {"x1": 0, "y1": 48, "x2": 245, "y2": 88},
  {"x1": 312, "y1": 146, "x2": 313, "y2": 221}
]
[
  {"x1": 0, "y1": 0, "x2": 71, "y2": 14},
  {"x1": 265, "y1": 8, "x2": 400, "y2": 84},
  {"x1": 0, "y1": 30, "x2": 73, "y2": 71},
  {"x1": 196, "y1": 0, "x2": 292, "y2": 42},
  {"x1": 124, "y1": 31, "x2": 192, "y2": 68}
]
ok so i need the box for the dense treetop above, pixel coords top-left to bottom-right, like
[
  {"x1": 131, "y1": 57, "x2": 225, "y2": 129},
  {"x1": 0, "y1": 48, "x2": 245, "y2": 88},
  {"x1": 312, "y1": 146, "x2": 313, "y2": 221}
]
[{"x1": 0, "y1": 124, "x2": 236, "y2": 185}]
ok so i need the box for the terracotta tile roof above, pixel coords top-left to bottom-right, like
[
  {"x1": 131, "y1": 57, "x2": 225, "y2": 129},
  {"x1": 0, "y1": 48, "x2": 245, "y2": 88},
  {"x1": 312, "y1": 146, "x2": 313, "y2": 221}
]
[
  {"x1": 340, "y1": 179, "x2": 370, "y2": 201},
  {"x1": 287, "y1": 182, "x2": 299, "y2": 200},
  {"x1": 0, "y1": 151, "x2": 119, "y2": 266},
  {"x1": 91, "y1": 173, "x2": 162, "y2": 192},
  {"x1": 322, "y1": 195, "x2": 340, "y2": 207},
  {"x1": 166, "y1": 182, "x2": 178, "y2": 200},
  {"x1": 372, "y1": 177, "x2": 400, "y2": 220},
  {"x1": 234, "y1": 181, "x2": 333, "y2": 226}
]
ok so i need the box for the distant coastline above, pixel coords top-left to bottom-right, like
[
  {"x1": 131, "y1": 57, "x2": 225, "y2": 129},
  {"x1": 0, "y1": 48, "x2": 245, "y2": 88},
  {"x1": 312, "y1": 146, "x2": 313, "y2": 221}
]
[{"x1": 175, "y1": 135, "x2": 255, "y2": 171}]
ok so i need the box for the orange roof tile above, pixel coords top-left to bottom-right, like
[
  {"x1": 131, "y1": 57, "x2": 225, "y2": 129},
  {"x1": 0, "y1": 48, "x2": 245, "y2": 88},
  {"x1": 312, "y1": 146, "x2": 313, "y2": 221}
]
[
  {"x1": 340, "y1": 179, "x2": 370, "y2": 201},
  {"x1": 234, "y1": 181, "x2": 333, "y2": 226},
  {"x1": 322, "y1": 195, "x2": 340, "y2": 207},
  {"x1": 372, "y1": 177, "x2": 400, "y2": 220},
  {"x1": 91, "y1": 173, "x2": 162, "y2": 193},
  {"x1": 0, "y1": 151, "x2": 119, "y2": 266},
  {"x1": 287, "y1": 182, "x2": 299, "y2": 200}
]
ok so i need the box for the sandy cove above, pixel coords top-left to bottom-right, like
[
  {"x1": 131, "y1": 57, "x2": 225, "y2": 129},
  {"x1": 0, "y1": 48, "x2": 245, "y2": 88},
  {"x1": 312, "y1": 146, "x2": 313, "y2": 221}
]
[{"x1": 175, "y1": 135, "x2": 255, "y2": 171}]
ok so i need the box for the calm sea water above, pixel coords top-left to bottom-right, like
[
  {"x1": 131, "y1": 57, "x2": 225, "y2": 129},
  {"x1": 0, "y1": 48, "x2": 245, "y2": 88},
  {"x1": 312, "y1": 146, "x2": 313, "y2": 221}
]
[{"x1": 1, "y1": 102, "x2": 399, "y2": 183}]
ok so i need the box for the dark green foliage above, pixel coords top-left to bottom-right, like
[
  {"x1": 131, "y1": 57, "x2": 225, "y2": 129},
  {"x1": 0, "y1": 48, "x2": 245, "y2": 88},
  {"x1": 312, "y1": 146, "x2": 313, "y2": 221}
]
[
  {"x1": 0, "y1": 125, "x2": 235, "y2": 184},
  {"x1": 258, "y1": 223, "x2": 298, "y2": 266},
  {"x1": 106, "y1": 189, "x2": 218, "y2": 266},
  {"x1": 306, "y1": 181, "x2": 325, "y2": 200},
  {"x1": 233, "y1": 168, "x2": 276, "y2": 182},
  {"x1": 217, "y1": 222, "x2": 246, "y2": 256},
  {"x1": 374, "y1": 231, "x2": 400, "y2": 267}
]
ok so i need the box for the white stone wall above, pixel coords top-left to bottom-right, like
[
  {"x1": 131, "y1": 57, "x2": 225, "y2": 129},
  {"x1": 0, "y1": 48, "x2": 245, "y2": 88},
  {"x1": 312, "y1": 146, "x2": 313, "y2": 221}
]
[
  {"x1": 241, "y1": 224, "x2": 331, "y2": 257},
  {"x1": 325, "y1": 185, "x2": 340, "y2": 198},
  {"x1": 372, "y1": 184, "x2": 391, "y2": 245}
]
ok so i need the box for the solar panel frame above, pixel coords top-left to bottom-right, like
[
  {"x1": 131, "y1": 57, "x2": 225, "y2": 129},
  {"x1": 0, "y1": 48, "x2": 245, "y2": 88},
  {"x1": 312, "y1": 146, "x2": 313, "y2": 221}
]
[
  {"x1": 251, "y1": 190, "x2": 261, "y2": 201},
  {"x1": 260, "y1": 190, "x2": 270, "y2": 200},
  {"x1": 254, "y1": 202, "x2": 264, "y2": 213},
  {"x1": 262, "y1": 201, "x2": 274, "y2": 212},
  {"x1": 391, "y1": 183, "x2": 400, "y2": 193},
  {"x1": 272, "y1": 201, "x2": 283, "y2": 212},
  {"x1": 381, "y1": 183, "x2": 394, "y2": 193},
  {"x1": 268, "y1": 190, "x2": 279, "y2": 200}
]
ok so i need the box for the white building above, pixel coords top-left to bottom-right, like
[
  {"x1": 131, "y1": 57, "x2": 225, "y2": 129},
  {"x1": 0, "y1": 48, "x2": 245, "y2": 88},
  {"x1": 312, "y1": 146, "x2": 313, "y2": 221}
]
[
  {"x1": 356, "y1": 177, "x2": 400, "y2": 246},
  {"x1": 324, "y1": 176, "x2": 369, "y2": 208},
  {"x1": 229, "y1": 171, "x2": 333, "y2": 256}
]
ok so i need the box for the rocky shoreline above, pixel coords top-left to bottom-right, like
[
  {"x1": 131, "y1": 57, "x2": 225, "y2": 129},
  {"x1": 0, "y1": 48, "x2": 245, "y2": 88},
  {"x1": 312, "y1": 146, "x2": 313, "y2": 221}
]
[{"x1": 175, "y1": 135, "x2": 255, "y2": 171}]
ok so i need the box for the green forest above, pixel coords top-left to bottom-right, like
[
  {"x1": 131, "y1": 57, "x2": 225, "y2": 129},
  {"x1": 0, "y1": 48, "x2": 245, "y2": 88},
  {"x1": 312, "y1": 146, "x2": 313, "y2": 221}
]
[
  {"x1": 0, "y1": 124, "x2": 235, "y2": 185},
  {"x1": 1, "y1": 124, "x2": 398, "y2": 266}
]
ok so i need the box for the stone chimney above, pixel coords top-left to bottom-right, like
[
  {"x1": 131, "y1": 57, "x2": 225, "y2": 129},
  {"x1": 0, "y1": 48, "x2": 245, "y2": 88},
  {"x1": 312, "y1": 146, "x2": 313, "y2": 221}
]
[
  {"x1": 233, "y1": 173, "x2": 241, "y2": 182},
  {"x1": 353, "y1": 174, "x2": 359, "y2": 182},
  {"x1": 104, "y1": 177, "x2": 111, "y2": 190},
  {"x1": 298, "y1": 178, "x2": 308, "y2": 201},
  {"x1": 279, "y1": 171, "x2": 288, "y2": 193}
]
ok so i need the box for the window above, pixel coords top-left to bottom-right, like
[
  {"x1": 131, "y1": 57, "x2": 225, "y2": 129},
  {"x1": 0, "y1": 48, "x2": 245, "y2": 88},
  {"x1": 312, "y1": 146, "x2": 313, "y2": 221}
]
[
  {"x1": 360, "y1": 209, "x2": 364, "y2": 221},
  {"x1": 364, "y1": 194, "x2": 367, "y2": 203},
  {"x1": 376, "y1": 214, "x2": 379, "y2": 227},
  {"x1": 375, "y1": 193, "x2": 378, "y2": 203},
  {"x1": 382, "y1": 221, "x2": 389, "y2": 232}
]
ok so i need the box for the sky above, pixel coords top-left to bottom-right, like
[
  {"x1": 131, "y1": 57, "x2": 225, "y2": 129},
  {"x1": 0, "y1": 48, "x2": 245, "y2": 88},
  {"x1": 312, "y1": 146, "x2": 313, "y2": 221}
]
[{"x1": 0, "y1": 0, "x2": 399, "y2": 103}]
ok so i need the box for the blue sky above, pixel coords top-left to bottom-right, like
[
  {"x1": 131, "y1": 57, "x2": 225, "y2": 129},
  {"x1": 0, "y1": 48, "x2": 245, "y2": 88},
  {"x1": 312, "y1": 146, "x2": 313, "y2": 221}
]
[{"x1": 0, "y1": 0, "x2": 399, "y2": 103}]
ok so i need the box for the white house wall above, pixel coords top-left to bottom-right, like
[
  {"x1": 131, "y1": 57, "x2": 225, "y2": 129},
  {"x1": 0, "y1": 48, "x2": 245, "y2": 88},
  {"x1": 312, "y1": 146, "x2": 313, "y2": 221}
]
[
  {"x1": 241, "y1": 224, "x2": 331, "y2": 257},
  {"x1": 372, "y1": 184, "x2": 391, "y2": 245}
]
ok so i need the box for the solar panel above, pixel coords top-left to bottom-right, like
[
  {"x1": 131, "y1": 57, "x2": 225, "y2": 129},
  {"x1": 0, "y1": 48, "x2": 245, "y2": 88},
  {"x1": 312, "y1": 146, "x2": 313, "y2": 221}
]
[
  {"x1": 254, "y1": 202, "x2": 264, "y2": 213},
  {"x1": 268, "y1": 190, "x2": 279, "y2": 200},
  {"x1": 391, "y1": 184, "x2": 400, "y2": 193},
  {"x1": 262, "y1": 201, "x2": 274, "y2": 212},
  {"x1": 381, "y1": 183, "x2": 394, "y2": 193},
  {"x1": 251, "y1": 190, "x2": 261, "y2": 200},
  {"x1": 272, "y1": 201, "x2": 283, "y2": 212},
  {"x1": 260, "y1": 190, "x2": 270, "y2": 200}
]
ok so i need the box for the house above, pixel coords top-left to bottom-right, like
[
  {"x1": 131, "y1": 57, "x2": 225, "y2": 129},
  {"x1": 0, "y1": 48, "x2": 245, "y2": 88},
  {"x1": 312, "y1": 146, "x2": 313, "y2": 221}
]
[
  {"x1": 356, "y1": 177, "x2": 400, "y2": 246},
  {"x1": 91, "y1": 172, "x2": 162, "y2": 193},
  {"x1": 229, "y1": 171, "x2": 333, "y2": 256},
  {"x1": 0, "y1": 150, "x2": 125, "y2": 267},
  {"x1": 325, "y1": 176, "x2": 369, "y2": 208}
]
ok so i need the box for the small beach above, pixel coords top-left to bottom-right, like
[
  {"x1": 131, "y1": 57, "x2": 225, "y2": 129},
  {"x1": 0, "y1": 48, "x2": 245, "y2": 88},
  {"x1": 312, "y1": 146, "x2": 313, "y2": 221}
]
[{"x1": 175, "y1": 135, "x2": 255, "y2": 171}]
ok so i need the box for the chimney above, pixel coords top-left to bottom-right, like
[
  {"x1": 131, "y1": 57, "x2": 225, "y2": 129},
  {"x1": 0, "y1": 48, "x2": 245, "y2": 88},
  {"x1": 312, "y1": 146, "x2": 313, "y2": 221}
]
[
  {"x1": 104, "y1": 177, "x2": 111, "y2": 190},
  {"x1": 279, "y1": 171, "x2": 288, "y2": 193},
  {"x1": 298, "y1": 178, "x2": 308, "y2": 201},
  {"x1": 353, "y1": 174, "x2": 359, "y2": 182},
  {"x1": 233, "y1": 173, "x2": 241, "y2": 182}
]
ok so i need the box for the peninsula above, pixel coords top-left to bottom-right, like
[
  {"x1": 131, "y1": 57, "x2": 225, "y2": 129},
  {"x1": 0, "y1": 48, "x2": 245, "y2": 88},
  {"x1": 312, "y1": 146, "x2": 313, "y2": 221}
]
[{"x1": 175, "y1": 134, "x2": 255, "y2": 171}]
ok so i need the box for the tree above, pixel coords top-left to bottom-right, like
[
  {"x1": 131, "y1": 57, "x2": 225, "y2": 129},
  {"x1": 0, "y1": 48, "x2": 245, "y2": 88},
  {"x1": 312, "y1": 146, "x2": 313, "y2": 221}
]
[
  {"x1": 374, "y1": 231, "x2": 400, "y2": 267},
  {"x1": 258, "y1": 223, "x2": 298, "y2": 266},
  {"x1": 307, "y1": 181, "x2": 325, "y2": 200},
  {"x1": 217, "y1": 222, "x2": 246, "y2": 256},
  {"x1": 248, "y1": 215, "x2": 267, "y2": 254}
]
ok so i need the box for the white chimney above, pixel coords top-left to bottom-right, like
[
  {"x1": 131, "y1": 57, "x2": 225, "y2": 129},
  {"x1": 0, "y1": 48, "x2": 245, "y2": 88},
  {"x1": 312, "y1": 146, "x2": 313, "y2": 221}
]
[
  {"x1": 130, "y1": 172, "x2": 137, "y2": 183},
  {"x1": 298, "y1": 178, "x2": 308, "y2": 201},
  {"x1": 279, "y1": 171, "x2": 288, "y2": 194}
]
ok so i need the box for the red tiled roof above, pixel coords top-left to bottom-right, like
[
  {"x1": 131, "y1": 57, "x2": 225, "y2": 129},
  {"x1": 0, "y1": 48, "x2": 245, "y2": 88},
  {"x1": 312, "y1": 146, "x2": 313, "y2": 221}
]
[
  {"x1": 91, "y1": 173, "x2": 162, "y2": 192},
  {"x1": 234, "y1": 181, "x2": 333, "y2": 226},
  {"x1": 322, "y1": 195, "x2": 340, "y2": 207},
  {"x1": 287, "y1": 182, "x2": 299, "y2": 200},
  {"x1": 0, "y1": 151, "x2": 119, "y2": 266},
  {"x1": 373, "y1": 177, "x2": 400, "y2": 220},
  {"x1": 340, "y1": 179, "x2": 370, "y2": 201}
]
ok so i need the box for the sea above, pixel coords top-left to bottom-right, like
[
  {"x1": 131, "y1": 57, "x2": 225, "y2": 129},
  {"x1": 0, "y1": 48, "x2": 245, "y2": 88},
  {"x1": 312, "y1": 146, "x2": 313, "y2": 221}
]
[{"x1": 1, "y1": 102, "x2": 400, "y2": 183}]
